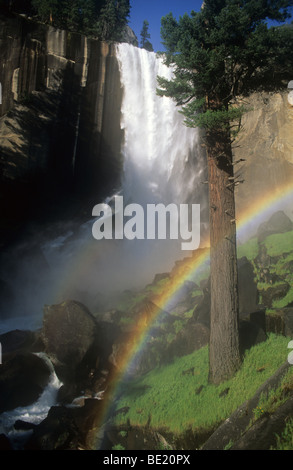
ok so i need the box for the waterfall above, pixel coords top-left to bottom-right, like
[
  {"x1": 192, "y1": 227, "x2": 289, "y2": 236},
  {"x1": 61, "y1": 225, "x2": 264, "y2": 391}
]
[
  {"x1": 0, "y1": 43, "x2": 207, "y2": 329},
  {"x1": 116, "y1": 43, "x2": 204, "y2": 207},
  {"x1": 41, "y1": 44, "x2": 208, "y2": 299},
  {"x1": 97, "y1": 43, "x2": 207, "y2": 288}
]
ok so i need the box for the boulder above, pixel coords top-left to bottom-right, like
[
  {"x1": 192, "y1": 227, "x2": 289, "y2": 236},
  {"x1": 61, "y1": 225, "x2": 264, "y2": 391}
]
[
  {"x1": 201, "y1": 361, "x2": 291, "y2": 450},
  {"x1": 238, "y1": 257, "x2": 259, "y2": 315},
  {"x1": 266, "y1": 308, "x2": 293, "y2": 336},
  {"x1": 230, "y1": 397, "x2": 293, "y2": 450},
  {"x1": 239, "y1": 319, "x2": 267, "y2": 356},
  {"x1": 41, "y1": 300, "x2": 97, "y2": 370},
  {"x1": 0, "y1": 434, "x2": 12, "y2": 450},
  {"x1": 192, "y1": 258, "x2": 260, "y2": 327},
  {"x1": 192, "y1": 280, "x2": 210, "y2": 327},
  {"x1": 0, "y1": 329, "x2": 40, "y2": 354},
  {"x1": 260, "y1": 282, "x2": 290, "y2": 308},
  {"x1": 254, "y1": 243, "x2": 271, "y2": 270},
  {"x1": 0, "y1": 352, "x2": 51, "y2": 413},
  {"x1": 266, "y1": 311, "x2": 286, "y2": 336},
  {"x1": 167, "y1": 323, "x2": 210, "y2": 359},
  {"x1": 249, "y1": 309, "x2": 267, "y2": 333},
  {"x1": 151, "y1": 273, "x2": 170, "y2": 284},
  {"x1": 24, "y1": 400, "x2": 103, "y2": 450},
  {"x1": 257, "y1": 211, "x2": 293, "y2": 242},
  {"x1": 283, "y1": 308, "x2": 293, "y2": 336}
]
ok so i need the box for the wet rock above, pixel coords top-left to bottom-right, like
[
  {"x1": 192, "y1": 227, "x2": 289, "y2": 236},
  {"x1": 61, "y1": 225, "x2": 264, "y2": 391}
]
[
  {"x1": 260, "y1": 282, "x2": 290, "y2": 308},
  {"x1": 0, "y1": 329, "x2": 41, "y2": 354},
  {"x1": 201, "y1": 361, "x2": 291, "y2": 450},
  {"x1": 0, "y1": 433, "x2": 12, "y2": 450},
  {"x1": 192, "y1": 281, "x2": 210, "y2": 327},
  {"x1": 14, "y1": 420, "x2": 37, "y2": 431},
  {"x1": 25, "y1": 399, "x2": 103, "y2": 450},
  {"x1": 0, "y1": 352, "x2": 51, "y2": 413},
  {"x1": 230, "y1": 397, "x2": 293, "y2": 450},
  {"x1": 41, "y1": 300, "x2": 98, "y2": 381}
]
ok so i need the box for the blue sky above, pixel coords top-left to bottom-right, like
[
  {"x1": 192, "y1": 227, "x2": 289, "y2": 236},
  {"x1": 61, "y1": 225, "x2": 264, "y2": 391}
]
[
  {"x1": 128, "y1": 1, "x2": 293, "y2": 52},
  {"x1": 129, "y1": 1, "x2": 204, "y2": 51}
]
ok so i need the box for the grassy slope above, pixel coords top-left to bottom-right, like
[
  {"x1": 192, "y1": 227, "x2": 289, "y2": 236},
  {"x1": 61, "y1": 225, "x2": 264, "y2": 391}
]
[
  {"x1": 110, "y1": 230, "x2": 293, "y2": 447},
  {"x1": 113, "y1": 334, "x2": 292, "y2": 435},
  {"x1": 238, "y1": 230, "x2": 293, "y2": 310}
]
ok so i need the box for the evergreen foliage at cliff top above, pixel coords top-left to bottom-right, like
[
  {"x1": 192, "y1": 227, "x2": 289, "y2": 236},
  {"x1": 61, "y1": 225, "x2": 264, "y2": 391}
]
[
  {"x1": 157, "y1": 0, "x2": 293, "y2": 130},
  {"x1": 1, "y1": 0, "x2": 131, "y2": 41}
]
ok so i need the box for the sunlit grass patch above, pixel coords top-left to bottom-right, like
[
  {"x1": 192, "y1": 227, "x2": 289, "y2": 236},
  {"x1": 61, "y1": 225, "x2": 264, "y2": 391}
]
[
  {"x1": 113, "y1": 334, "x2": 290, "y2": 435},
  {"x1": 264, "y1": 231, "x2": 293, "y2": 257},
  {"x1": 237, "y1": 237, "x2": 259, "y2": 261}
]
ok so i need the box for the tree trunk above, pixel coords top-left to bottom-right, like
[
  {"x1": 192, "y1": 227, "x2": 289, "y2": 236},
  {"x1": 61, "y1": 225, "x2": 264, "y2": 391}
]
[{"x1": 206, "y1": 127, "x2": 242, "y2": 384}]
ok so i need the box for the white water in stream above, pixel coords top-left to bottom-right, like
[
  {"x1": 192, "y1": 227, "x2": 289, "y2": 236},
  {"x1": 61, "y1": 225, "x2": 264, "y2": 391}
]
[{"x1": 0, "y1": 353, "x2": 62, "y2": 448}]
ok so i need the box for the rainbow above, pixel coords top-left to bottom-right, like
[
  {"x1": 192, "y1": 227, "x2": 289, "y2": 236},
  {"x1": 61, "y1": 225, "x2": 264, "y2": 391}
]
[
  {"x1": 237, "y1": 179, "x2": 293, "y2": 241},
  {"x1": 103, "y1": 179, "x2": 293, "y2": 380},
  {"x1": 67, "y1": 181, "x2": 293, "y2": 447}
]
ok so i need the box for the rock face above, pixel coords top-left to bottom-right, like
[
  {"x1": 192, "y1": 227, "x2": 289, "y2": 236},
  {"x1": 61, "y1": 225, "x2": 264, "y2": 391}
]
[
  {"x1": 234, "y1": 91, "x2": 293, "y2": 228},
  {"x1": 201, "y1": 362, "x2": 292, "y2": 450},
  {"x1": 0, "y1": 13, "x2": 123, "y2": 244},
  {"x1": 238, "y1": 257, "x2": 260, "y2": 315},
  {"x1": 41, "y1": 300, "x2": 97, "y2": 380},
  {"x1": 0, "y1": 352, "x2": 51, "y2": 413},
  {"x1": 257, "y1": 211, "x2": 293, "y2": 241}
]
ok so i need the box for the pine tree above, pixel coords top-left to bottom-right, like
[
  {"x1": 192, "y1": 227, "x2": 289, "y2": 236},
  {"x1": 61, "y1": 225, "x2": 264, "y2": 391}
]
[
  {"x1": 31, "y1": 0, "x2": 130, "y2": 39},
  {"x1": 94, "y1": 0, "x2": 130, "y2": 40},
  {"x1": 140, "y1": 19, "x2": 154, "y2": 51},
  {"x1": 31, "y1": 0, "x2": 59, "y2": 24},
  {"x1": 157, "y1": 0, "x2": 293, "y2": 384}
]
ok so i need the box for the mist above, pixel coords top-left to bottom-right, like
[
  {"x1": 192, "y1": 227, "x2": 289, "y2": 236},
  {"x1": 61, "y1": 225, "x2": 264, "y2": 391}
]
[{"x1": 0, "y1": 43, "x2": 208, "y2": 333}]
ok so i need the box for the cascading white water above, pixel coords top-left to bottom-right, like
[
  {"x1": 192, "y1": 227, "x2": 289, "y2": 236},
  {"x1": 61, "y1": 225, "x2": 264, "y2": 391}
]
[
  {"x1": 40, "y1": 44, "x2": 207, "y2": 299},
  {"x1": 116, "y1": 43, "x2": 204, "y2": 207},
  {"x1": 0, "y1": 43, "x2": 208, "y2": 331},
  {"x1": 0, "y1": 353, "x2": 62, "y2": 449}
]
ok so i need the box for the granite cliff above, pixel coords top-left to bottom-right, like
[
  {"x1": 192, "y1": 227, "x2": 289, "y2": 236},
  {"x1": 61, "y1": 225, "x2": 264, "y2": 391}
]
[
  {"x1": 0, "y1": 12, "x2": 126, "y2": 244},
  {"x1": 0, "y1": 13, "x2": 293, "y2": 244},
  {"x1": 234, "y1": 90, "x2": 293, "y2": 229}
]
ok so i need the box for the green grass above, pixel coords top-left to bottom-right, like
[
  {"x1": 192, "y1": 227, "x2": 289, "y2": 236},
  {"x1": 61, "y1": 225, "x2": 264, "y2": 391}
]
[
  {"x1": 182, "y1": 308, "x2": 194, "y2": 319},
  {"x1": 145, "y1": 277, "x2": 170, "y2": 295},
  {"x1": 117, "y1": 291, "x2": 147, "y2": 312},
  {"x1": 191, "y1": 289, "x2": 203, "y2": 298},
  {"x1": 272, "y1": 287, "x2": 293, "y2": 309},
  {"x1": 271, "y1": 252, "x2": 293, "y2": 276},
  {"x1": 271, "y1": 418, "x2": 293, "y2": 450},
  {"x1": 237, "y1": 237, "x2": 259, "y2": 261},
  {"x1": 264, "y1": 231, "x2": 293, "y2": 257},
  {"x1": 255, "y1": 368, "x2": 293, "y2": 417},
  {"x1": 113, "y1": 334, "x2": 290, "y2": 435}
]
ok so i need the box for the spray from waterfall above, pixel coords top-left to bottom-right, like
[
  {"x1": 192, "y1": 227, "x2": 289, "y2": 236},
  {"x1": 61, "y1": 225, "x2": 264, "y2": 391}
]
[
  {"x1": 116, "y1": 43, "x2": 204, "y2": 207},
  {"x1": 0, "y1": 44, "x2": 207, "y2": 329}
]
